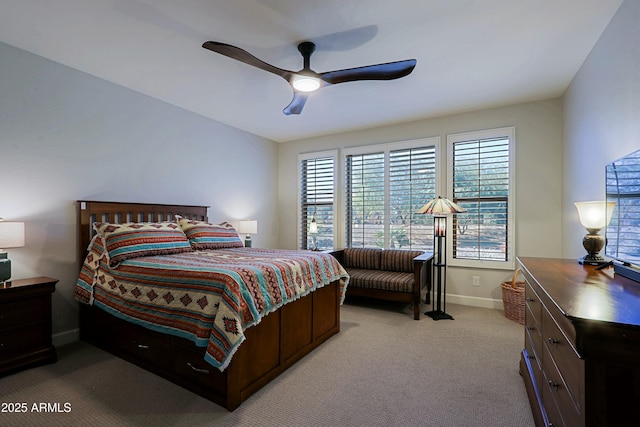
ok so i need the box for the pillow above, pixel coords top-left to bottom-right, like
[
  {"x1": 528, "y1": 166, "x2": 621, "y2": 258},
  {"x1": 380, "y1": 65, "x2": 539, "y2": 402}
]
[
  {"x1": 93, "y1": 221, "x2": 192, "y2": 267},
  {"x1": 176, "y1": 216, "x2": 244, "y2": 250}
]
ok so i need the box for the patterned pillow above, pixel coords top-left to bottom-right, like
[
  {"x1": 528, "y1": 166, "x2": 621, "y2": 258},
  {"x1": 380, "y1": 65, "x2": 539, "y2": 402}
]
[
  {"x1": 93, "y1": 221, "x2": 192, "y2": 267},
  {"x1": 176, "y1": 216, "x2": 244, "y2": 250}
]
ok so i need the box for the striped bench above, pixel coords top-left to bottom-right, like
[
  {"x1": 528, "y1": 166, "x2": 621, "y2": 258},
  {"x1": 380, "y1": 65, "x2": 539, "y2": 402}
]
[{"x1": 330, "y1": 248, "x2": 433, "y2": 320}]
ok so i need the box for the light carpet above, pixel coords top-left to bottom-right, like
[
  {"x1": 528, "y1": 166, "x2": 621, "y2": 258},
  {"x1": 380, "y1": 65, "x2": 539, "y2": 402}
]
[{"x1": 0, "y1": 300, "x2": 535, "y2": 427}]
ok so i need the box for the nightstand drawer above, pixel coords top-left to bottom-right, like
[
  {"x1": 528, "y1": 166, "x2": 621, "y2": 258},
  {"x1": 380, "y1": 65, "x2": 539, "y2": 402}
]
[
  {"x1": 0, "y1": 277, "x2": 57, "y2": 376},
  {"x1": 0, "y1": 322, "x2": 49, "y2": 359},
  {"x1": 0, "y1": 297, "x2": 48, "y2": 331}
]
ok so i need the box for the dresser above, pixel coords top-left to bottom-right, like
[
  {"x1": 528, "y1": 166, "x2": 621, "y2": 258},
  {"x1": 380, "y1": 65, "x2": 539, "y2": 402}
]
[
  {"x1": 518, "y1": 257, "x2": 640, "y2": 427},
  {"x1": 0, "y1": 276, "x2": 58, "y2": 376}
]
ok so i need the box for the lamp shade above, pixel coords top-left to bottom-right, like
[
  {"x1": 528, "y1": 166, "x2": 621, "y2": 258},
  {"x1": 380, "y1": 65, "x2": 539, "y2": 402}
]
[
  {"x1": 574, "y1": 201, "x2": 615, "y2": 231},
  {"x1": 309, "y1": 219, "x2": 318, "y2": 234},
  {"x1": 238, "y1": 220, "x2": 258, "y2": 235},
  {"x1": 417, "y1": 196, "x2": 466, "y2": 215},
  {"x1": 0, "y1": 221, "x2": 25, "y2": 249}
]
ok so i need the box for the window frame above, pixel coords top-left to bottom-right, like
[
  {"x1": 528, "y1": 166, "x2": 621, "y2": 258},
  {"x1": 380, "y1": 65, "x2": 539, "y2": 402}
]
[
  {"x1": 343, "y1": 137, "x2": 440, "y2": 250},
  {"x1": 446, "y1": 127, "x2": 516, "y2": 270},
  {"x1": 298, "y1": 150, "x2": 338, "y2": 251}
]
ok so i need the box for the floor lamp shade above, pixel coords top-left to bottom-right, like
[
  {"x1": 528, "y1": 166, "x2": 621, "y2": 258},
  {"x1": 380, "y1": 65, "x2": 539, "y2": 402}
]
[
  {"x1": 0, "y1": 221, "x2": 25, "y2": 282},
  {"x1": 416, "y1": 196, "x2": 466, "y2": 216}
]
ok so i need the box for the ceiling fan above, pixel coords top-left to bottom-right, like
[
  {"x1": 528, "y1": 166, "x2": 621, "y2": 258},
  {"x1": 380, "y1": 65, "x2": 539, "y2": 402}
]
[{"x1": 202, "y1": 41, "x2": 417, "y2": 115}]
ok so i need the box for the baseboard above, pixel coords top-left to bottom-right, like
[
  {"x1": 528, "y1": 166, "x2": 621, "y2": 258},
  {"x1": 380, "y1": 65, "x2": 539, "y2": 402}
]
[
  {"x1": 446, "y1": 294, "x2": 504, "y2": 310},
  {"x1": 52, "y1": 328, "x2": 80, "y2": 348}
]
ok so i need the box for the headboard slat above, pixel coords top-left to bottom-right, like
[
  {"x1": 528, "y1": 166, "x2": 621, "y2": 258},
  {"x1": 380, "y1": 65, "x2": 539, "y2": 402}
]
[{"x1": 77, "y1": 200, "x2": 209, "y2": 267}]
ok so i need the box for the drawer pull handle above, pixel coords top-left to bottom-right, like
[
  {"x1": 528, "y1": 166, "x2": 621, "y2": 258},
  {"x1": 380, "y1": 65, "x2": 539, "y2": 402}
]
[
  {"x1": 136, "y1": 344, "x2": 150, "y2": 350},
  {"x1": 187, "y1": 362, "x2": 210, "y2": 375},
  {"x1": 526, "y1": 298, "x2": 535, "y2": 302},
  {"x1": 548, "y1": 337, "x2": 559, "y2": 345},
  {"x1": 526, "y1": 326, "x2": 536, "y2": 331},
  {"x1": 548, "y1": 380, "x2": 560, "y2": 390}
]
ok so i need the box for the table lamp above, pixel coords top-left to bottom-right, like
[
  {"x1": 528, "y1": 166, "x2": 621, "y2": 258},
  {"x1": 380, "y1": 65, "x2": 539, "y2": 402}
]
[
  {"x1": 0, "y1": 220, "x2": 25, "y2": 283},
  {"x1": 574, "y1": 201, "x2": 615, "y2": 265},
  {"x1": 309, "y1": 218, "x2": 318, "y2": 250},
  {"x1": 238, "y1": 220, "x2": 258, "y2": 248}
]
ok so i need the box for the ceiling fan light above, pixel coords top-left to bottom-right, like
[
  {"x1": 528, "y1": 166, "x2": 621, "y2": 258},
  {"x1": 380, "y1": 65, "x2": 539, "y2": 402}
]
[{"x1": 292, "y1": 74, "x2": 321, "y2": 92}]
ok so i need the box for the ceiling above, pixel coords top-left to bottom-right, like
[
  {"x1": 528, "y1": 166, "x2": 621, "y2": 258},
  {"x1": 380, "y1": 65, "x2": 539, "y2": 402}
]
[{"x1": 0, "y1": 1, "x2": 623, "y2": 142}]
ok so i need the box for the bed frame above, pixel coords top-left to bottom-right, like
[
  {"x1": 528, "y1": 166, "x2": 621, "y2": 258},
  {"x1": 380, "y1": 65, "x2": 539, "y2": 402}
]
[{"x1": 77, "y1": 200, "x2": 341, "y2": 410}]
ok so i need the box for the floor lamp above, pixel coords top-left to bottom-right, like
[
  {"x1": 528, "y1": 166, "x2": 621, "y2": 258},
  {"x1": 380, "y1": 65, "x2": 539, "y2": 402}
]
[{"x1": 417, "y1": 196, "x2": 466, "y2": 321}]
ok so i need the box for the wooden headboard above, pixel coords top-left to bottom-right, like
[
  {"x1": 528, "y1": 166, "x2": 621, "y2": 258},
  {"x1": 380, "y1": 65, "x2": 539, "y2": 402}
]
[{"x1": 77, "y1": 200, "x2": 209, "y2": 263}]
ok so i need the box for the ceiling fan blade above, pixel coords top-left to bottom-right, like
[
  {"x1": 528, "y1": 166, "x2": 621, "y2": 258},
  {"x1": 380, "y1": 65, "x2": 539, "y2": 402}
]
[
  {"x1": 320, "y1": 59, "x2": 417, "y2": 85},
  {"x1": 283, "y1": 92, "x2": 309, "y2": 115},
  {"x1": 202, "y1": 41, "x2": 294, "y2": 81}
]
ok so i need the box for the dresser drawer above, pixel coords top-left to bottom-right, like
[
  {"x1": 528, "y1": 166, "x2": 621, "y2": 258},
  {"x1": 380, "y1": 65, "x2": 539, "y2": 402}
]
[
  {"x1": 524, "y1": 328, "x2": 542, "y2": 389},
  {"x1": 524, "y1": 281, "x2": 542, "y2": 327},
  {"x1": 525, "y1": 303, "x2": 542, "y2": 354},
  {"x1": 541, "y1": 367, "x2": 567, "y2": 427},
  {"x1": 0, "y1": 322, "x2": 49, "y2": 359},
  {"x1": 0, "y1": 297, "x2": 48, "y2": 331},
  {"x1": 542, "y1": 305, "x2": 583, "y2": 414},
  {"x1": 542, "y1": 344, "x2": 583, "y2": 427}
]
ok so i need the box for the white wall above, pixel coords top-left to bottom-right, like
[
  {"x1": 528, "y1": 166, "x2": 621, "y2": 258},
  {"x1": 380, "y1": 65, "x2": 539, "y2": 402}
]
[
  {"x1": 0, "y1": 42, "x2": 279, "y2": 344},
  {"x1": 278, "y1": 98, "x2": 564, "y2": 308},
  {"x1": 563, "y1": 0, "x2": 640, "y2": 258},
  {"x1": 8, "y1": 0, "x2": 632, "y2": 337}
]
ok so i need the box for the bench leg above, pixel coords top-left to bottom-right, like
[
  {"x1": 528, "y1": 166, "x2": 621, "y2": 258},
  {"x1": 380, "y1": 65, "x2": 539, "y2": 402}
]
[{"x1": 413, "y1": 303, "x2": 420, "y2": 320}]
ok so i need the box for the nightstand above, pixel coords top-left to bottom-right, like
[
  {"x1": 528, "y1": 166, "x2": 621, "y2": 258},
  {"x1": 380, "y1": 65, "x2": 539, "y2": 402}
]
[{"x1": 0, "y1": 276, "x2": 58, "y2": 376}]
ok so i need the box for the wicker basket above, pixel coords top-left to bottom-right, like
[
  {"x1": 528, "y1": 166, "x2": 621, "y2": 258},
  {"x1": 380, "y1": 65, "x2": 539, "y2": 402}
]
[{"x1": 501, "y1": 269, "x2": 525, "y2": 325}]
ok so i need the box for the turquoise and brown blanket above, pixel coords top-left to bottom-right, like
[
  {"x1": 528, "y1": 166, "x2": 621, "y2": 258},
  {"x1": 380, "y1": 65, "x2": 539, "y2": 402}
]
[{"x1": 75, "y1": 240, "x2": 349, "y2": 371}]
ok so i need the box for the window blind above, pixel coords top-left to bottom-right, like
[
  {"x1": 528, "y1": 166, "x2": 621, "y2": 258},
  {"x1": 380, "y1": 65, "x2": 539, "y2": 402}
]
[
  {"x1": 606, "y1": 156, "x2": 640, "y2": 264},
  {"x1": 300, "y1": 156, "x2": 335, "y2": 250},
  {"x1": 345, "y1": 143, "x2": 436, "y2": 250},
  {"x1": 452, "y1": 136, "x2": 510, "y2": 261},
  {"x1": 389, "y1": 146, "x2": 436, "y2": 249},
  {"x1": 345, "y1": 152, "x2": 385, "y2": 248}
]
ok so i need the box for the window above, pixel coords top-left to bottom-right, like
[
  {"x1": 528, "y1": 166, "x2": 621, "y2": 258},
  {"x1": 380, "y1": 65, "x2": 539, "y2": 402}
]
[
  {"x1": 605, "y1": 149, "x2": 640, "y2": 266},
  {"x1": 448, "y1": 127, "x2": 514, "y2": 268},
  {"x1": 345, "y1": 151, "x2": 385, "y2": 247},
  {"x1": 345, "y1": 138, "x2": 438, "y2": 250},
  {"x1": 299, "y1": 152, "x2": 336, "y2": 250}
]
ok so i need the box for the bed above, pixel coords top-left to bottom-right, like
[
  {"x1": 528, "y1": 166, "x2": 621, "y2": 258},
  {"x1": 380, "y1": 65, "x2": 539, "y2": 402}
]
[{"x1": 74, "y1": 200, "x2": 348, "y2": 410}]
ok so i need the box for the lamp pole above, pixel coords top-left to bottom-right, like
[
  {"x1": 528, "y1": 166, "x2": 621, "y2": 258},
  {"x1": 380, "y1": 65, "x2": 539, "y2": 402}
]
[
  {"x1": 426, "y1": 216, "x2": 453, "y2": 320},
  {"x1": 417, "y1": 196, "x2": 465, "y2": 321}
]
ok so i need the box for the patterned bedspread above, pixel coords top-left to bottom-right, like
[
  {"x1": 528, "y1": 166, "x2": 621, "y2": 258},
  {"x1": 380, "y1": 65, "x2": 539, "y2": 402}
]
[{"x1": 75, "y1": 240, "x2": 349, "y2": 371}]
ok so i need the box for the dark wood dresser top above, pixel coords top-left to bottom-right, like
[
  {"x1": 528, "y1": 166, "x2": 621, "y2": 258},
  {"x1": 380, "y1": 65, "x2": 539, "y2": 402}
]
[{"x1": 518, "y1": 257, "x2": 640, "y2": 328}]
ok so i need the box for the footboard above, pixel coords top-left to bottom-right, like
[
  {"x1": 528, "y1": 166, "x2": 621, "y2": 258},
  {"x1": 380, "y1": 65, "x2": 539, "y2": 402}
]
[{"x1": 80, "y1": 280, "x2": 340, "y2": 410}]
